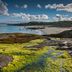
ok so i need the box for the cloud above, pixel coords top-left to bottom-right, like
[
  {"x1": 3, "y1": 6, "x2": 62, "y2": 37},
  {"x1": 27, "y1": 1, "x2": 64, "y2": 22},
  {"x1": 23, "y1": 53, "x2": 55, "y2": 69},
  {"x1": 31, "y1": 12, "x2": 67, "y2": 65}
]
[
  {"x1": 12, "y1": 13, "x2": 49, "y2": 22},
  {"x1": 21, "y1": 4, "x2": 28, "y2": 8},
  {"x1": 12, "y1": 13, "x2": 22, "y2": 17},
  {"x1": 0, "y1": 0, "x2": 9, "y2": 16},
  {"x1": 45, "y1": 3, "x2": 72, "y2": 12},
  {"x1": 15, "y1": 4, "x2": 28, "y2": 9},
  {"x1": 37, "y1": 4, "x2": 42, "y2": 8},
  {"x1": 53, "y1": 14, "x2": 72, "y2": 21}
]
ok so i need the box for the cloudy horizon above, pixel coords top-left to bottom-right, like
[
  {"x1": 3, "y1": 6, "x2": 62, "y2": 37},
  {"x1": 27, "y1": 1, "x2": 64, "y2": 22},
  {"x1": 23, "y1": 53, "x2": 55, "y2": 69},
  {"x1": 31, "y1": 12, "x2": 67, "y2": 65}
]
[{"x1": 0, "y1": 0, "x2": 72, "y2": 23}]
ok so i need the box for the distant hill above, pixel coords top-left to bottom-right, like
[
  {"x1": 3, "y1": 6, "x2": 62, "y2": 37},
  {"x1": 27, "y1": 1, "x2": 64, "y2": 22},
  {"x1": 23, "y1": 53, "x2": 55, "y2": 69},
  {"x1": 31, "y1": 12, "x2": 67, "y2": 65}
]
[{"x1": 8, "y1": 21, "x2": 72, "y2": 27}]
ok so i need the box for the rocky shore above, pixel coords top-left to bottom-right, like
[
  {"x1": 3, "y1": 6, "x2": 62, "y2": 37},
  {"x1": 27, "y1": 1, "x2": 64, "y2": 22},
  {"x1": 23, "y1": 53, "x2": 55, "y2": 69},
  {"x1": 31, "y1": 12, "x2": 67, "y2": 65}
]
[
  {"x1": 0, "y1": 33, "x2": 44, "y2": 43},
  {"x1": 0, "y1": 32, "x2": 72, "y2": 56},
  {"x1": 0, "y1": 32, "x2": 72, "y2": 71}
]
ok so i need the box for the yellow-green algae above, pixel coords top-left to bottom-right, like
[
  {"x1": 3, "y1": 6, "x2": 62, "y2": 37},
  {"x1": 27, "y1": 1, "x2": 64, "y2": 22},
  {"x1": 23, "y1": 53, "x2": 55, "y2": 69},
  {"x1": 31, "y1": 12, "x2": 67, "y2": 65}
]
[{"x1": 0, "y1": 39, "x2": 72, "y2": 72}]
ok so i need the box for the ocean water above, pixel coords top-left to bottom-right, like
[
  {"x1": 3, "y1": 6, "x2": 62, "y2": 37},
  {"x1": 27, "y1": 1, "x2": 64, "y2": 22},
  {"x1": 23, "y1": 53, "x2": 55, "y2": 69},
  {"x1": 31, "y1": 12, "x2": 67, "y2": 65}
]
[{"x1": 0, "y1": 24, "x2": 43, "y2": 35}]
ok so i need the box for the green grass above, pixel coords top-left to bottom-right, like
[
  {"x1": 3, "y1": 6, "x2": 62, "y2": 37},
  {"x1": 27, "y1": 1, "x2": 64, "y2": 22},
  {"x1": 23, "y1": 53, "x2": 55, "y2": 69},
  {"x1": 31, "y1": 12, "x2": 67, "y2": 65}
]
[{"x1": 0, "y1": 38, "x2": 72, "y2": 72}]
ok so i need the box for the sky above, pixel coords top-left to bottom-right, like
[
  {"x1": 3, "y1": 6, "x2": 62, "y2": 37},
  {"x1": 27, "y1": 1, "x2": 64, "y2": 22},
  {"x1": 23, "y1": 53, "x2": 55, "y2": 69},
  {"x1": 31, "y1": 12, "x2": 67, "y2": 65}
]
[{"x1": 0, "y1": 0, "x2": 72, "y2": 23}]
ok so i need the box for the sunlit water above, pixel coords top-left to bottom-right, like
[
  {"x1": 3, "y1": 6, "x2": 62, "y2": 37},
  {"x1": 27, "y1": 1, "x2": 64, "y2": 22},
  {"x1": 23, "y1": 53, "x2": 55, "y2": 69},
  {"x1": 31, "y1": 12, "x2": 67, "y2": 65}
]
[{"x1": 0, "y1": 24, "x2": 43, "y2": 35}]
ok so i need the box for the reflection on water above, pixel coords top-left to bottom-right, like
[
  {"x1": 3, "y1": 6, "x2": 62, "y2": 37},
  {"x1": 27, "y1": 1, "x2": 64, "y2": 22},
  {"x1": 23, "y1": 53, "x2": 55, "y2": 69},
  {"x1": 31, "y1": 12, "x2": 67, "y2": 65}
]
[{"x1": 0, "y1": 25, "x2": 43, "y2": 35}]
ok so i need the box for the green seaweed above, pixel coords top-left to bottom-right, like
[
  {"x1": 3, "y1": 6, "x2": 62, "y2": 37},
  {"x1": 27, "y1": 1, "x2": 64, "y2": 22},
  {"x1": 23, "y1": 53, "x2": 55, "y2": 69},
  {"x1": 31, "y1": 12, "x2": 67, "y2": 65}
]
[{"x1": 0, "y1": 35, "x2": 71, "y2": 72}]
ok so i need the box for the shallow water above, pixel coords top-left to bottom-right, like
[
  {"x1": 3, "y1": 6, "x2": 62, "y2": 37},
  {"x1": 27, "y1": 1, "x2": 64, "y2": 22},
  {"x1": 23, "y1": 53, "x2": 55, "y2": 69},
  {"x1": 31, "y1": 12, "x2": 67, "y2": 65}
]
[
  {"x1": 0, "y1": 24, "x2": 43, "y2": 35},
  {"x1": 19, "y1": 49, "x2": 64, "y2": 72}
]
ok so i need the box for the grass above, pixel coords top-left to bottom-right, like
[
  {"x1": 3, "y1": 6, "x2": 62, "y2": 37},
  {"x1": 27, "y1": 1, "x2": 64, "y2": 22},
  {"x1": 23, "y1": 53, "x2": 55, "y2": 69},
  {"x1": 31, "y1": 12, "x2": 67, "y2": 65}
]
[{"x1": 0, "y1": 34, "x2": 72, "y2": 72}]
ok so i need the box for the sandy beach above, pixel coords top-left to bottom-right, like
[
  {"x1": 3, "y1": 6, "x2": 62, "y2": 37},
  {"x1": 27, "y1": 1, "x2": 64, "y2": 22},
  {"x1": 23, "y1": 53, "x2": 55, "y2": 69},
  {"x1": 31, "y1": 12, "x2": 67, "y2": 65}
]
[{"x1": 39, "y1": 26, "x2": 71, "y2": 35}]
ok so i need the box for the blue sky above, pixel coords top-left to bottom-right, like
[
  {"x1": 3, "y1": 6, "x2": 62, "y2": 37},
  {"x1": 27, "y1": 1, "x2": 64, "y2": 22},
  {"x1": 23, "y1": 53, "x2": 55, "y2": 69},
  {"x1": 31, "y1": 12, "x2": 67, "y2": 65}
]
[{"x1": 0, "y1": 0, "x2": 72, "y2": 23}]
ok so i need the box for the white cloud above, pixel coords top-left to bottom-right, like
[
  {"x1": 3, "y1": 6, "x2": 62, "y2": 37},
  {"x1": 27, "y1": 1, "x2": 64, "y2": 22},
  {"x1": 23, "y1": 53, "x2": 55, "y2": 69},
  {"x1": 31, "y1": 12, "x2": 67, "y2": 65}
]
[
  {"x1": 53, "y1": 14, "x2": 72, "y2": 21},
  {"x1": 12, "y1": 13, "x2": 22, "y2": 17},
  {"x1": 11, "y1": 13, "x2": 49, "y2": 22},
  {"x1": 45, "y1": 3, "x2": 72, "y2": 12},
  {"x1": 15, "y1": 4, "x2": 28, "y2": 9},
  {"x1": 0, "y1": 0, "x2": 9, "y2": 16},
  {"x1": 21, "y1": 4, "x2": 28, "y2": 8},
  {"x1": 37, "y1": 4, "x2": 42, "y2": 8}
]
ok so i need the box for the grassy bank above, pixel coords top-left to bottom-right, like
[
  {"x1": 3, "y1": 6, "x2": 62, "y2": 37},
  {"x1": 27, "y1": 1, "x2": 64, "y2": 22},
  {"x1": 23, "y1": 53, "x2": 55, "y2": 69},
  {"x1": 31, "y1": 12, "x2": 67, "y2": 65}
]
[{"x1": 47, "y1": 30, "x2": 72, "y2": 38}]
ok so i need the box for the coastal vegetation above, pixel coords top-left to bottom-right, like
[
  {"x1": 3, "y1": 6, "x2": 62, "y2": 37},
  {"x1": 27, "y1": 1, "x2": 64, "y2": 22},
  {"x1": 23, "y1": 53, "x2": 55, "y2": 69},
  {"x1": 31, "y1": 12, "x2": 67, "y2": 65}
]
[
  {"x1": 8, "y1": 21, "x2": 72, "y2": 27},
  {"x1": 0, "y1": 33, "x2": 72, "y2": 72},
  {"x1": 48, "y1": 30, "x2": 72, "y2": 38}
]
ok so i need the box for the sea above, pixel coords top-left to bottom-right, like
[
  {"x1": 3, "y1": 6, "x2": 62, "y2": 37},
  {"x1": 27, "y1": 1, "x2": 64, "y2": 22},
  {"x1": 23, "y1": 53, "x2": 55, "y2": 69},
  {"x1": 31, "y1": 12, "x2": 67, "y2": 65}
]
[{"x1": 0, "y1": 24, "x2": 43, "y2": 35}]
